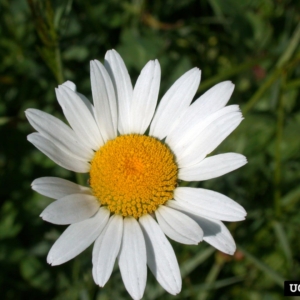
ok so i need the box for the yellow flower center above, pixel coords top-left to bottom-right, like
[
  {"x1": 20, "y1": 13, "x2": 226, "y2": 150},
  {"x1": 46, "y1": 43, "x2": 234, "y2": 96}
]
[{"x1": 90, "y1": 134, "x2": 178, "y2": 218}]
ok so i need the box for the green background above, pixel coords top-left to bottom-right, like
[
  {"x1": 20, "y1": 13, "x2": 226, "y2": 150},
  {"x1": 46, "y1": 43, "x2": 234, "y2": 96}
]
[{"x1": 1, "y1": 0, "x2": 300, "y2": 299}]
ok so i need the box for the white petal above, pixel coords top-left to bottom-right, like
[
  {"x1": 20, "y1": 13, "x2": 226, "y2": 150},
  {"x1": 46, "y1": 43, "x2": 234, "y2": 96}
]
[
  {"x1": 179, "y1": 153, "x2": 247, "y2": 181},
  {"x1": 47, "y1": 207, "x2": 109, "y2": 266},
  {"x1": 196, "y1": 217, "x2": 236, "y2": 255},
  {"x1": 77, "y1": 92, "x2": 96, "y2": 118},
  {"x1": 90, "y1": 60, "x2": 118, "y2": 142},
  {"x1": 118, "y1": 217, "x2": 147, "y2": 300},
  {"x1": 25, "y1": 109, "x2": 94, "y2": 161},
  {"x1": 27, "y1": 133, "x2": 90, "y2": 173},
  {"x1": 61, "y1": 81, "x2": 96, "y2": 117},
  {"x1": 168, "y1": 105, "x2": 239, "y2": 154},
  {"x1": 166, "y1": 202, "x2": 236, "y2": 254},
  {"x1": 173, "y1": 187, "x2": 246, "y2": 222},
  {"x1": 92, "y1": 214, "x2": 123, "y2": 286},
  {"x1": 139, "y1": 214, "x2": 181, "y2": 295},
  {"x1": 155, "y1": 205, "x2": 203, "y2": 245},
  {"x1": 40, "y1": 194, "x2": 100, "y2": 225},
  {"x1": 62, "y1": 80, "x2": 76, "y2": 91},
  {"x1": 56, "y1": 85, "x2": 103, "y2": 150},
  {"x1": 104, "y1": 49, "x2": 133, "y2": 135},
  {"x1": 31, "y1": 177, "x2": 91, "y2": 199},
  {"x1": 177, "y1": 109, "x2": 243, "y2": 168},
  {"x1": 149, "y1": 68, "x2": 201, "y2": 140},
  {"x1": 131, "y1": 60, "x2": 161, "y2": 134},
  {"x1": 191, "y1": 80, "x2": 234, "y2": 117},
  {"x1": 167, "y1": 81, "x2": 234, "y2": 147}
]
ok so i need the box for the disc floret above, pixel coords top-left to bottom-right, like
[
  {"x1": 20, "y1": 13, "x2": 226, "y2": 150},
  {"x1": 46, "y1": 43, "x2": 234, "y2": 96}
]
[{"x1": 90, "y1": 134, "x2": 178, "y2": 218}]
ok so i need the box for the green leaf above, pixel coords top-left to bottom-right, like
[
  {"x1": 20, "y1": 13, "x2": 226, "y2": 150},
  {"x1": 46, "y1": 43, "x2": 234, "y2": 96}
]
[
  {"x1": 238, "y1": 245, "x2": 286, "y2": 287},
  {"x1": 272, "y1": 221, "x2": 293, "y2": 269}
]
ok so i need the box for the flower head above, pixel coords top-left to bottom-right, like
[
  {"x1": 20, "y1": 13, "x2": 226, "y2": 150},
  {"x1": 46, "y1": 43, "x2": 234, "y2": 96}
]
[{"x1": 26, "y1": 49, "x2": 247, "y2": 300}]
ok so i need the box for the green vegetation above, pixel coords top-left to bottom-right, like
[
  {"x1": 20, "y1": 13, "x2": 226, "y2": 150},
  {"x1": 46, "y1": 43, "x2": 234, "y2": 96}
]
[{"x1": 1, "y1": 0, "x2": 300, "y2": 299}]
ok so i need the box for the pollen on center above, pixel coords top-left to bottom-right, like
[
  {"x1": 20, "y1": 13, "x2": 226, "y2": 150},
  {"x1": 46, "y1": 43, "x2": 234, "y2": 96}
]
[{"x1": 89, "y1": 134, "x2": 178, "y2": 218}]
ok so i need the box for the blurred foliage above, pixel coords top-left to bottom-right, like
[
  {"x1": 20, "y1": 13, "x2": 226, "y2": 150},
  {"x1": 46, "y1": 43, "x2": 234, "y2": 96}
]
[{"x1": 1, "y1": 0, "x2": 300, "y2": 299}]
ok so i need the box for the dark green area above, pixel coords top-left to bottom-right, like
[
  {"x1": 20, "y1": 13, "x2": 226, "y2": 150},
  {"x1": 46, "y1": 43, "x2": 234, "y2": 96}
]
[{"x1": 1, "y1": 0, "x2": 300, "y2": 299}]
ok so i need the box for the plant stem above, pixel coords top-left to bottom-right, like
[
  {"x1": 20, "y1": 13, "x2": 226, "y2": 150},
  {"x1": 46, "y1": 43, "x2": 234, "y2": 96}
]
[
  {"x1": 198, "y1": 258, "x2": 224, "y2": 300},
  {"x1": 274, "y1": 75, "x2": 285, "y2": 217},
  {"x1": 55, "y1": 43, "x2": 64, "y2": 84},
  {"x1": 243, "y1": 55, "x2": 300, "y2": 115},
  {"x1": 199, "y1": 56, "x2": 265, "y2": 92}
]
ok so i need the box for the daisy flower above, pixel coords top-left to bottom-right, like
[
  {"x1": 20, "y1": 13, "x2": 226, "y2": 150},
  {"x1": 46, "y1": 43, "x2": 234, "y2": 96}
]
[{"x1": 26, "y1": 49, "x2": 247, "y2": 300}]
